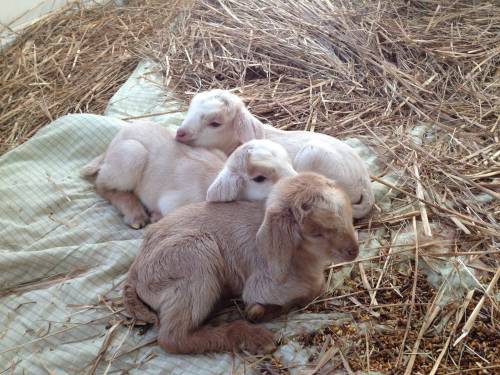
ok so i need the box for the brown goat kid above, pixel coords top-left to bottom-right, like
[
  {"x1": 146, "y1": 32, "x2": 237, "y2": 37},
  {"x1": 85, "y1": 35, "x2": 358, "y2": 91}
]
[{"x1": 123, "y1": 173, "x2": 359, "y2": 354}]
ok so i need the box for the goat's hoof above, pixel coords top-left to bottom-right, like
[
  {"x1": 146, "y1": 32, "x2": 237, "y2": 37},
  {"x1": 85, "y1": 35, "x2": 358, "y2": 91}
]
[
  {"x1": 128, "y1": 221, "x2": 146, "y2": 229},
  {"x1": 246, "y1": 304, "x2": 265, "y2": 321},
  {"x1": 241, "y1": 328, "x2": 276, "y2": 354},
  {"x1": 246, "y1": 303, "x2": 283, "y2": 322},
  {"x1": 124, "y1": 212, "x2": 149, "y2": 229}
]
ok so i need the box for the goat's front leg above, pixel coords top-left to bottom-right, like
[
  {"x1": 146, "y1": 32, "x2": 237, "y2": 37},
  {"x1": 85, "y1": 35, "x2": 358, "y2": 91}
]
[
  {"x1": 245, "y1": 303, "x2": 284, "y2": 322},
  {"x1": 245, "y1": 296, "x2": 316, "y2": 322},
  {"x1": 243, "y1": 273, "x2": 320, "y2": 323},
  {"x1": 97, "y1": 188, "x2": 149, "y2": 229}
]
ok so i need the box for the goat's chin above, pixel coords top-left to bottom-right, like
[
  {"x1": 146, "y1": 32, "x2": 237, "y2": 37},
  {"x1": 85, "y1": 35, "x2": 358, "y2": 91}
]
[
  {"x1": 175, "y1": 137, "x2": 192, "y2": 144},
  {"x1": 331, "y1": 251, "x2": 358, "y2": 264}
]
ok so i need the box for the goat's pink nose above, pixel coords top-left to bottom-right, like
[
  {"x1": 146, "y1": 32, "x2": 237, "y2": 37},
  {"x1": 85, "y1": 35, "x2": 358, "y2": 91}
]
[{"x1": 175, "y1": 129, "x2": 190, "y2": 140}]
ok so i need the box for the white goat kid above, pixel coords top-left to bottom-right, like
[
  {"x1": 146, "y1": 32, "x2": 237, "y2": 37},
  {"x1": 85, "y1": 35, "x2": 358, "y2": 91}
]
[
  {"x1": 176, "y1": 89, "x2": 374, "y2": 218},
  {"x1": 207, "y1": 138, "x2": 297, "y2": 202},
  {"x1": 81, "y1": 120, "x2": 295, "y2": 228}
]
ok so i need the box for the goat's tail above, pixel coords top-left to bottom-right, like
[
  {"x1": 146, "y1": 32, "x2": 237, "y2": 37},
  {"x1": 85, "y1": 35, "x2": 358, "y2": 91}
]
[
  {"x1": 123, "y1": 279, "x2": 159, "y2": 326},
  {"x1": 351, "y1": 177, "x2": 375, "y2": 219},
  {"x1": 80, "y1": 154, "x2": 105, "y2": 178}
]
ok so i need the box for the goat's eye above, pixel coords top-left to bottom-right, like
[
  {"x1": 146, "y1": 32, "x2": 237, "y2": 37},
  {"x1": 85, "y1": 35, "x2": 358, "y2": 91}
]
[
  {"x1": 311, "y1": 232, "x2": 324, "y2": 238},
  {"x1": 252, "y1": 175, "x2": 267, "y2": 183},
  {"x1": 208, "y1": 121, "x2": 221, "y2": 128}
]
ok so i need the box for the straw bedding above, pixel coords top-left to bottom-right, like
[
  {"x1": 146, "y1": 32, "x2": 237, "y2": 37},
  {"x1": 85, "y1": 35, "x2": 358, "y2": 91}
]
[{"x1": 0, "y1": 0, "x2": 498, "y2": 373}]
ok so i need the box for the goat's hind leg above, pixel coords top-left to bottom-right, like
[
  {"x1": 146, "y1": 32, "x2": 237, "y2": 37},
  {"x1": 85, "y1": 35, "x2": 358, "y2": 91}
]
[
  {"x1": 159, "y1": 310, "x2": 276, "y2": 355},
  {"x1": 163, "y1": 320, "x2": 276, "y2": 354},
  {"x1": 156, "y1": 252, "x2": 275, "y2": 354},
  {"x1": 97, "y1": 188, "x2": 148, "y2": 229},
  {"x1": 95, "y1": 139, "x2": 149, "y2": 228}
]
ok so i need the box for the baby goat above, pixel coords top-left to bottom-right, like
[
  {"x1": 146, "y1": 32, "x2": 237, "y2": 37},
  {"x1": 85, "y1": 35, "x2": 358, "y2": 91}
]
[
  {"x1": 176, "y1": 89, "x2": 374, "y2": 219},
  {"x1": 124, "y1": 173, "x2": 359, "y2": 354},
  {"x1": 80, "y1": 120, "x2": 295, "y2": 228}
]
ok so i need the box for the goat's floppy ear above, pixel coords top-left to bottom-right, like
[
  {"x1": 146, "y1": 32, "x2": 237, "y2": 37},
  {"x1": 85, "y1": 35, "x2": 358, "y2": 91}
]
[
  {"x1": 256, "y1": 206, "x2": 300, "y2": 282},
  {"x1": 206, "y1": 169, "x2": 243, "y2": 202},
  {"x1": 235, "y1": 106, "x2": 265, "y2": 143}
]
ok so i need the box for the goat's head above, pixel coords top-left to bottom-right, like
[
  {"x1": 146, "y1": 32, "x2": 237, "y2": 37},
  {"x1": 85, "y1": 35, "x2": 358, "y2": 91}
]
[
  {"x1": 257, "y1": 172, "x2": 359, "y2": 282},
  {"x1": 176, "y1": 90, "x2": 264, "y2": 154},
  {"x1": 206, "y1": 139, "x2": 296, "y2": 202}
]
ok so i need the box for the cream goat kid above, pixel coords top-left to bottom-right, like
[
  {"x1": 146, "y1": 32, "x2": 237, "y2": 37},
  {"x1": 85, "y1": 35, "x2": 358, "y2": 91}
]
[
  {"x1": 176, "y1": 89, "x2": 374, "y2": 218},
  {"x1": 80, "y1": 120, "x2": 296, "y2": 228}
]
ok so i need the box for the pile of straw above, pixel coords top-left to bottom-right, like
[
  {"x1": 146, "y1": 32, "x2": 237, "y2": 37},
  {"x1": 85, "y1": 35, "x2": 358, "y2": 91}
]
[
  {"x1": 0, "y1": 0, "x2": 181, "y2": 154},
  {"x1": 1, "y1": 0, "x2": 498, "y2": 373}
]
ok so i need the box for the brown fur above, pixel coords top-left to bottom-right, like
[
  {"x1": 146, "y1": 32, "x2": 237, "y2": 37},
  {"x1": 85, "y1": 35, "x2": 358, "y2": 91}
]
[{"x1": 123, "y1": 173, "x2": 359, "y2": 354}]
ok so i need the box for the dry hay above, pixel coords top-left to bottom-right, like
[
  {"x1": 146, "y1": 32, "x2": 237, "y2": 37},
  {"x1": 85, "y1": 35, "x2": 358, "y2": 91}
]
[
  {"x1": 1, "y1": 0, "x2": 499, "y2": 374},
  {"x1": 0, "y1": 0, "x2": 182, "y2": 154}
]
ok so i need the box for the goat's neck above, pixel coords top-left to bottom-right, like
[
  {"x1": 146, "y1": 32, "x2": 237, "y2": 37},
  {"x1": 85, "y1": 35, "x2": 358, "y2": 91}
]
[
  {"x1": 262, "y1": 123, "x2": 284, "y2": 137},
  {"x1": 290, "y1": 249, "x2": 328, "y2": 287},
  {"x1": 225, "y1": 122, "x2": 276, "y2": 155},
  {"x1": 223, "y1": 142, "x2": 240, "y2": 156},
  {"x1": 263, "y1": 126, "x2": 304, "y2": 158}
]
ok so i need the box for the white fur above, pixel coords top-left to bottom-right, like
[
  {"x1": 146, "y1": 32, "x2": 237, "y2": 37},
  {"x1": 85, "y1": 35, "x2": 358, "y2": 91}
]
[
  {"x1": 207, "y1": 139, "x2": 297, "y2": 202},
  {"x1": 177, "y1": 89, "x2": 374, "y2": 218},
  {"x1": 81, "y1": 120, "x2": 296, "y2": 227}
]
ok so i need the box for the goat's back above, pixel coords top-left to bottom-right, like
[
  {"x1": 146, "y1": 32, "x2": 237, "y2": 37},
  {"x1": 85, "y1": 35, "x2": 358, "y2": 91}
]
[
  {"x1": 267, "y1": 129, "x2": 360, "y2": 163},
  {"x1": 147, "y1": 200, "x2": 265, "y2": 249},
  {"x1": 266, "y1": 129, "x2": 374, "y2": 218},
  {"x1": 130, "y1": 201, "x2": 266, "y2": 312},
  {"x1": 112, "y1": 121, "x2": 227, "y2": 212}
]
